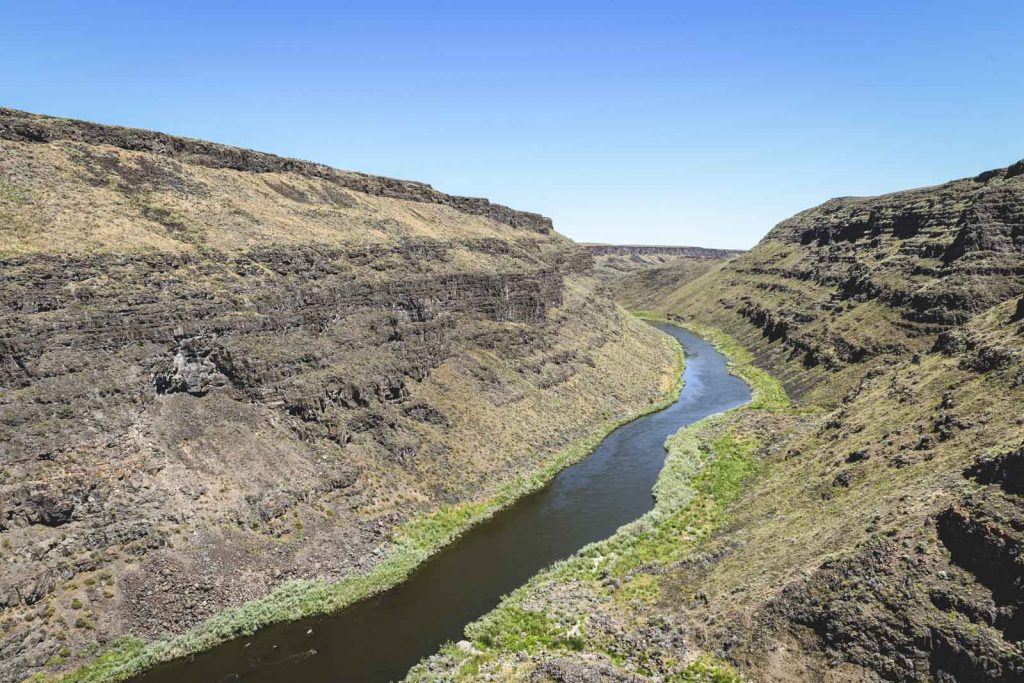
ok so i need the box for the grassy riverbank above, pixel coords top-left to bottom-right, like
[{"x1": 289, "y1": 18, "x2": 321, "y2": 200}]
[
  {"x1": 406, "y1": 322, "x2": 790, "y2": 682},
  {"x1": 631, "y1": 312, "x2": 788, "y2": 411},
  {"x1": 47, "y1": 330, "x2": 685, "y2": 683}
]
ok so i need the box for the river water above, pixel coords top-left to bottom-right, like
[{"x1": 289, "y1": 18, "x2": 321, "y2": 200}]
[{"x1": 132, "y1": 324, "x2": 751, "y2": 683}]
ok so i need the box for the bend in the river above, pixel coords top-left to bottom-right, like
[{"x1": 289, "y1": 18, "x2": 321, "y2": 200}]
[{"x1": 132, "y1": 324, "x2": 752, "y2": 683}]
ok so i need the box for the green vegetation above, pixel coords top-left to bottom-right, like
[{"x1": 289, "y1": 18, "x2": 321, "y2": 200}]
[
  {"x1": 407, "y1": 416, "x2": 767, "y2": 680},
  {"x1": 620, "y1": 235, "x2": 1024, "y2": 681},
  {"x1": 473, "y1": 606, "x2": 585, "y2": 652},
  {"x1": 5, "y1": 110, "x2": 696, "y2": 683},
  {"x1": 671, "y1": 656, "x2": 745, "y2": 682},
  {"x1": 406, "y1": 323, "x2": 789, "y2": 681},
  {"x1": 674, "y1": 321, "x2": 788, "y2": 410},
  {"x1": 56, "y1": 335, "x2": 685, "y2": 683},
  {"x1": 632, "y1": 312, "x2": 788, "y2": 410}
]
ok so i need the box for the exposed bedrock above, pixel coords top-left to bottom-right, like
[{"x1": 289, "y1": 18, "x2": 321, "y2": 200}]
[
  {"x1": 652, "y1": 159, "x2": 1024, "y2": 403},
  {"x1": 581, "y1": 158, "x2": 1024, "y2": 683},
  {"x1": 0, "y1": 108, "x2": 553, "y2": 234},
  {"x1": 586, "y1": 244, "x2": 744, "y2": 259},
  {"x1": 0, "y1": 109, "x2": 681, "y2": 683},
  {"x1": 740, "y1": 445, "x2": 1024, "y2": 683}
]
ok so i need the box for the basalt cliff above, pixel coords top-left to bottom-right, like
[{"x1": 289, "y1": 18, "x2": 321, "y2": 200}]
[
  {"x1": 0, "y1": 109, "x2": 680, "y2": 682},
  {"x1": 413, "y1": 161, "x2": 1024, "y2": 682},
  {"x1": 587, "y1": 244, "x2": 743, "y2": 312}
]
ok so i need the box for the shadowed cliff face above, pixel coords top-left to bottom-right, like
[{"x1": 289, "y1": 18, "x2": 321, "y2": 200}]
[{"x1": 0, "y1": 110, "x2": 679, "y2": 682}]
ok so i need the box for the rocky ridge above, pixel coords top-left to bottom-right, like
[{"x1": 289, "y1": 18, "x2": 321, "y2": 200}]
[
  {"x1": 657, "y1": 161, "x2": 1024, "y2": 401},
  {"x1": 585, "y1": 244, "x2": 744, "y2": 259},
  {"x1": 0, "y1": 108, "x2": 553, "y2": 234},
  {"x1": 0, "y1": 109, "x2": 679, "y2": 682},
  {"x1": 410, "y1": 161, "x2": 1024, "y2": 682},
  {"x1": 587, "y1": 244, "x2": 743, "y2": 311}
]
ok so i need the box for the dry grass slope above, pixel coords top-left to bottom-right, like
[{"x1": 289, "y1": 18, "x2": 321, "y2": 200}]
[
  {"x1": 0, "y1": 109, "x2": 681, "y2": 683},
  {"x1": 412, "y1": 160, "x2": 1024, "y2": 682}
]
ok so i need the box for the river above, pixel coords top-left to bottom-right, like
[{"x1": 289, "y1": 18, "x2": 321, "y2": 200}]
[{"x1": 132, "y1": 324, "x2": 751, "y2": 682}]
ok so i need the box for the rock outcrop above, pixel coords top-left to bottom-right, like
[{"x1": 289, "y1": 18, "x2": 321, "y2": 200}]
[
  {"x1": 660, "y1": 163, "x2": 1024, "y2": 682},
  {"x1": 418, "y1": 161, "x2": 1024, "y2": 682},
  {"x1": 586, "y1": 244, "x2": 744, "y2": 259},
  {"x1": 0, "y1": 109, "x2": 679, "y2": 682},
  {"x1": 587, "y1": 244, "x2": 743, "y2": 311},
  {"x1": 655, "y1": 160, "x2": 1024, "y2": 402}
]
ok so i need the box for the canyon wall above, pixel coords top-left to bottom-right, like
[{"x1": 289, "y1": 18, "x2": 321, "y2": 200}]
[
  {"x1": 415, "y1": 161, "x2": 1024, "y2": 682},
  {"x1": 606, "y1": 161, "x2": 1024, "y2": 681},
  {"x1": 659, "y1": 162, "x2": 1024, "y2": 402},
  {"x1": 587, "y1": 244, "x2": 743, "y2": 310},
  {"x1": 0, "y1": 110, "x2": 679, "y2": 681}
]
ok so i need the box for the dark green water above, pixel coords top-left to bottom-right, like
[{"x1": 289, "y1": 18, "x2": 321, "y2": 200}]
[{"x1": 132, "y1": 325, "x2": 750, "y2": 683}]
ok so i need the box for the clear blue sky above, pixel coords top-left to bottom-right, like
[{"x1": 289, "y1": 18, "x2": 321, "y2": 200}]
[{"x1": 3, "y1": 1, "x2": 1023, "y2": 248}]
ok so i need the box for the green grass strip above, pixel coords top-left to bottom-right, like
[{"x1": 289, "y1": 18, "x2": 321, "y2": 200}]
[
  {"x1": 404, "y1": 320, "x2": 789, "y2": 682},
  {"x1": 52, "y1": 335, "x2": 686, "y2": 683},
  {"x1": 631, "y1": 312, "x2": 788, "y2": 410}
]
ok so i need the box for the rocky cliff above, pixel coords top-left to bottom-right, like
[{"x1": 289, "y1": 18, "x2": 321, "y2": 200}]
[
  {"x1": 413, "y1": 162, "x2": 1024, "y2": 682},
  {"x1": 0, "y1": 109, "x2": 680, "y2": 682},
  {"x1": 586, "y1": 244, "x2": 744, "y2": 258},
  {"x1": 673, "y1": 163, "x2": 1024, "y2": 681},
  {"x1": 658, "y1": 162, "x2": 1024, "y2": 401},
  {"x1": 587, "y1": 244, "x2": 743, "y2": 311}
]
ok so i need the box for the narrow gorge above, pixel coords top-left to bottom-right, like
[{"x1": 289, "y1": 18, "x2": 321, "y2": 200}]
[
  {"x1": 415, "y1": 160, "x2": 1024, "y2": 682},
  {"x1": 3, "y1": 108, "x2": 1023, "y2": 683}
]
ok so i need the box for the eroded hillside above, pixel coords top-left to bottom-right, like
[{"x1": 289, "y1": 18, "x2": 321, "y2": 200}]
[
  {"x1": 413, "y1": 162, "x2": 1024, "y2": 682},
  {"x1": 0, "y1": 109, "x2": 680, "y2": 682},
  {"x1": 587, "y1": 244, "x2": 743, "y2": 311},
  {"x1": 661, "y1": 162, "x2": 1024, "y2": 402}
]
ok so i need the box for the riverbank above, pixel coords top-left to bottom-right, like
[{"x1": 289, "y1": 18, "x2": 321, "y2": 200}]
[
  {"x1": 406, "y1": 321, "x2": 789, "y2": 681},
  {"x1": 46, "y1": 323, "x2": 686, "y2": 683},
  {"x1": 631, "y1": 313, "x2": 788, "y2": 411}
]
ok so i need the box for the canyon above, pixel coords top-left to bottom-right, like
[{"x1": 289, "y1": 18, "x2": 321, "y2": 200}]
[
  {"x1": 414, "y1": 160, "x2": 1024, "y2": 682},
  {"x1": 3, "y1": 106, "x2": 1024, "y2": 683},
  {"x1": 588, "y1": 244, "x2": 743, "y2": 311},
  {"x1": 0, "y1": 109, "x2": 679, "y2": 682}
]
